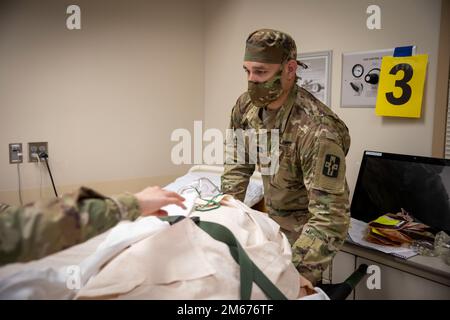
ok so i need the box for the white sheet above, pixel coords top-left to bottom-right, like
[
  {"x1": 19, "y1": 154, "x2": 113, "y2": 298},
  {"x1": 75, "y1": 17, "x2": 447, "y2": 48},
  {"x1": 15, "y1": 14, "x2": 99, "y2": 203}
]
[
  {"x1": 0, "y1": 167, "x2": 328, "y2": 300},
  {"x1": 0, "y1": 201, "x2": 328, "y2": 300},
  {"x1": 0, "y1": 217, "x2": 169, "y2": 299}
]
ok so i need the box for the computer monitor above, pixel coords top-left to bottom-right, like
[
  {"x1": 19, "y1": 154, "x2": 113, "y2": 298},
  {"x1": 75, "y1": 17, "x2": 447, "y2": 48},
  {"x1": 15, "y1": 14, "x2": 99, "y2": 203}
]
[{"x1": 351, "y1": 150, "x2": 450, "y2": 234}]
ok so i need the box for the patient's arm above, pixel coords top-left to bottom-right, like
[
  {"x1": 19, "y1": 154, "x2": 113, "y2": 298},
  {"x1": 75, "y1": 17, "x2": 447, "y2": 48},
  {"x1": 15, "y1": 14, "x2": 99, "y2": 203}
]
[
  {"x1": 0, "y1": 184, "x2": 181, "y2": 266},
  {"x1": 0, "y1": 185, "x2": 186, "y2": 266},
  {"x1": 0, "y1": 187, "x2": 141, "y2": 266}
]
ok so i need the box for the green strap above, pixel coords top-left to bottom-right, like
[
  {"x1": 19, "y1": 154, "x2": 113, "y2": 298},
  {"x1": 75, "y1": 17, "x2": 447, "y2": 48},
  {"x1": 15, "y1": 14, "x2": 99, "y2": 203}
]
[{"x1": 160, "y1": 216, "x2": 287, "y2": 300}]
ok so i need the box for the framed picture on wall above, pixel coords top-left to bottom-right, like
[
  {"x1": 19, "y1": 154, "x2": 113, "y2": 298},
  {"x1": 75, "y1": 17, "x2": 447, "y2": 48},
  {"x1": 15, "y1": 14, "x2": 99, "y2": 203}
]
[
  {"x1": 296, "y1": 50, "x2": 332, "y2": 106},
  {"x1": 341, "y1": 47, "x2": 416, "y2": 107}
]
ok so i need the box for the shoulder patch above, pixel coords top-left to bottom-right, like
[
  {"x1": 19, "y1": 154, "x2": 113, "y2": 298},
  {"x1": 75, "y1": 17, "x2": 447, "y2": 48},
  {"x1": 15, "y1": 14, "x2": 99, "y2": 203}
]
[
  {"x1": 312, "y1": 139, "x2": 346, "y2": 194},
  {"x1": 322, "y1": 154, "x2": 340, "y2": 177}
]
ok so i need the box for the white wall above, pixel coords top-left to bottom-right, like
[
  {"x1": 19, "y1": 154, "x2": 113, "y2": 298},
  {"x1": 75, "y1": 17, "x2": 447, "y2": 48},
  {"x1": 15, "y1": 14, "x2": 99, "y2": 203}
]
[
  {"x1": 203, "y1": 0, "x2": 442, "y2": 197},
  {"x1": 0, "y1": 0, "x2": 443, "y2": 205},
  {"x1": 0, "y1": 0, "x2": 205, "y2": 204}
]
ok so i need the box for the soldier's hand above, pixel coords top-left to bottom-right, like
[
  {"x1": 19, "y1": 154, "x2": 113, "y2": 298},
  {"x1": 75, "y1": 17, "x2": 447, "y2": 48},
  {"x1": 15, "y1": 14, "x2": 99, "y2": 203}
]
[{"x1": 134, "y1": 186, "x2": 186, "y2": 216}]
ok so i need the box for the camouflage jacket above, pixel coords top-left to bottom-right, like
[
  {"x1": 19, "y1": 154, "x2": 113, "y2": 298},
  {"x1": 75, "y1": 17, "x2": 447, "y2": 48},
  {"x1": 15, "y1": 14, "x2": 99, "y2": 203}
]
[
  {"x1": 0, "y1": 187, "x2": 140, "y2": 266},
  {"x1": 221, "y1": 84, "x2": 351, "y2": 283}
]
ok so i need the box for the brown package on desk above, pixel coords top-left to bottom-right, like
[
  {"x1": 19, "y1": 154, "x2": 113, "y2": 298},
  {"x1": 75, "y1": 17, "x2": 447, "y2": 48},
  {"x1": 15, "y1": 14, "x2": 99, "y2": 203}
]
[{"x1": 366, "y1": 209, "x2": 435, "y2": 247}]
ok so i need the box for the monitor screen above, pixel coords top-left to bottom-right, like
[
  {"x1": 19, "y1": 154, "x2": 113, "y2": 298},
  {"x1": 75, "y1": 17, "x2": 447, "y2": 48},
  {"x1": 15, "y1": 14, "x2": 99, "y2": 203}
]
[{"x1": 351, "y1": 151, "x2": 450, "y2": 234}]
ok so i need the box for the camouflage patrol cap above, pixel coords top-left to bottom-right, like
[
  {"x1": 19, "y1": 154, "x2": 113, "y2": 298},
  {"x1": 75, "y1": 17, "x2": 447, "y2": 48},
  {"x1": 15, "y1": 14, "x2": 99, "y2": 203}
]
[{"x1": 244, "y1": 28, "x2": 307, "y2": 68}]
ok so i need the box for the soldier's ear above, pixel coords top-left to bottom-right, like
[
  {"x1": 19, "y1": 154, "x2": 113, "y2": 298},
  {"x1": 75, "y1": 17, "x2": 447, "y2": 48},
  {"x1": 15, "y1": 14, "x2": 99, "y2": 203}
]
[{"x1": 286, "y1": 60, "x2": 297, "y2": 80}]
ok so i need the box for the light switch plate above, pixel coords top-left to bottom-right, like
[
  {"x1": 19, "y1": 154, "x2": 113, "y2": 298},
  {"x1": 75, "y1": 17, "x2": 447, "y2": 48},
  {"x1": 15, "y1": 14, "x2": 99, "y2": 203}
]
[{"x1": 9, "y1": 143, "x2": 23, "y2": 164}]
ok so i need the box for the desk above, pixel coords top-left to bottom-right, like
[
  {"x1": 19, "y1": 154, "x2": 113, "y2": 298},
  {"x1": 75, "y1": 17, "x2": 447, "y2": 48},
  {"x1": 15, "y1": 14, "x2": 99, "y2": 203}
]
[
  {"x1": 251, "y1": 199, "x2": 450, "y2": 298},
  {"x1": 331, "y1": 241, "x2": 450, "y2": 299}
]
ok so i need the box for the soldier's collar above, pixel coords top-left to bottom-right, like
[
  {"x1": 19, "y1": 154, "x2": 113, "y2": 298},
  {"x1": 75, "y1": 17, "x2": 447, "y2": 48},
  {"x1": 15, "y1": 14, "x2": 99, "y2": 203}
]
[
  {"x1": 276, "y1": 84, "x2": 297, "y2": 136},
  {"x1": 243, "y1": 104, "x2": 263, "y2": 129}
]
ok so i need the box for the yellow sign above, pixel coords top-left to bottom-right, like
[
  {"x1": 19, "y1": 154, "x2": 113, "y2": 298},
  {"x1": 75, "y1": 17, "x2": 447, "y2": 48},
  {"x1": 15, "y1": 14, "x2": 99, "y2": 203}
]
[{"x1": 375, "y1": 54, "x2": 428, "y2": 118}]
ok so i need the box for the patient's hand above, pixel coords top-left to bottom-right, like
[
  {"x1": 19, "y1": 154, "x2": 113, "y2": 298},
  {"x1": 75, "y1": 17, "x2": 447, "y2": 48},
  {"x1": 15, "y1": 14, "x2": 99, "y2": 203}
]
[
  {"x1": 299, "y1": 275, "x2": 316, "y2": 297},
  {"x1": 134, "y1": 186, "x2": 186, "y2": 216}
]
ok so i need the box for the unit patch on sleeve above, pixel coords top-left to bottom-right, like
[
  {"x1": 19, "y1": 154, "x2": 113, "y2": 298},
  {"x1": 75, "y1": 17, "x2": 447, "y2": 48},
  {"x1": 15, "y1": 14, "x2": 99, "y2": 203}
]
[
  {"x1": 322, "y1": 154, "x2": 340, "y2": 178},
  {"x1": 312, "y1": 139, "x2": 346, "y2": 194}
]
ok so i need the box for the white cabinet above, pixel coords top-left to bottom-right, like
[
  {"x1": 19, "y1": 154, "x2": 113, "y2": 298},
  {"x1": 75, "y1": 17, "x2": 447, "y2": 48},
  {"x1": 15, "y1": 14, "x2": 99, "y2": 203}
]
[
  {"x1": 332, "y1": 251, "x2": 356, "y2": 283},
  {"x1": 330, "y1": 250, "x2": 357, "y2": 299},
  {"x1": 354, "y1": 257, "x2": 450, "y2": 300},
  {"x1": 330, "y1": 243, "x2": 450, "y2": 300}
]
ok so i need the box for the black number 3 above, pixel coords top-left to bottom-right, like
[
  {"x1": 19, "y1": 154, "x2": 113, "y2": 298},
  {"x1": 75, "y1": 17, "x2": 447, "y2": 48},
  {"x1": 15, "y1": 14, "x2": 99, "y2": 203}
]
[{"x1": 385, "y1": 63, "x2": 413, "y2": 105}]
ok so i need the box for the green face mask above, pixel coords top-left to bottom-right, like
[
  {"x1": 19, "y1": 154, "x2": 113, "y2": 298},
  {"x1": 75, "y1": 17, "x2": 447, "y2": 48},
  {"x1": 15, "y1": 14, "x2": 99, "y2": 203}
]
[{"x1": 248, "y1": 68, "x2": 284, "y2": 108}]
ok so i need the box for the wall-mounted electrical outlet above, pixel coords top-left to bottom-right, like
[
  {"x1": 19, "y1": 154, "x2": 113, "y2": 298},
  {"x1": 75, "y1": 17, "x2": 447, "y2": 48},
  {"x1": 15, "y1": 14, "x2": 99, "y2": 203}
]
[
  {"x1": 9, "y1": 143, "x2": 23, "y2": 164},
  {"x1": 28, "y1": 142, "x2": 48, "y2": 162}
]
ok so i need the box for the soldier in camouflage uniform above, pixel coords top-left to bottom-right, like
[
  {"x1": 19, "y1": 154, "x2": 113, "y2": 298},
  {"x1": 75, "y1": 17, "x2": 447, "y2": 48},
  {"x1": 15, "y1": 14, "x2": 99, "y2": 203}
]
[
  {"x1": 0, "y1": 186, "x2": 185, "y2": 266},
  {"x1": 221, "y1": 29, "x2": 351, "y2": 284}
]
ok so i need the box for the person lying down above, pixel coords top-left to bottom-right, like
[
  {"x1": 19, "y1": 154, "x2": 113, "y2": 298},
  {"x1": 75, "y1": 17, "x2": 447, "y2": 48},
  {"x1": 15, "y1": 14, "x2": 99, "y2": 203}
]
[{"x1": 0, "y1": 194, "x2": 328, "y2": 300}]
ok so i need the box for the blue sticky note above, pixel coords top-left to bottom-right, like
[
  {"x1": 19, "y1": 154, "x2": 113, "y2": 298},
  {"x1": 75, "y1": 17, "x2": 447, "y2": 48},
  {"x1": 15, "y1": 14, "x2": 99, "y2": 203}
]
[{"x1": 393, "y1": 46, "x2": 414, "y2": 57}]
